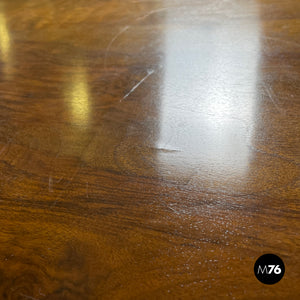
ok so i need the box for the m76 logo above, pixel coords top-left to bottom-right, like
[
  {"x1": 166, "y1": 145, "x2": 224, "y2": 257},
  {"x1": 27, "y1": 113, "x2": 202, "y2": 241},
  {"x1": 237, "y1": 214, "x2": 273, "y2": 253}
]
[
  {"x1": 254, "y1": 254, "x2": 285, "y2": 284},
  {"x1": 257, "y1": 265, "x2": 282, "y2": 274}
]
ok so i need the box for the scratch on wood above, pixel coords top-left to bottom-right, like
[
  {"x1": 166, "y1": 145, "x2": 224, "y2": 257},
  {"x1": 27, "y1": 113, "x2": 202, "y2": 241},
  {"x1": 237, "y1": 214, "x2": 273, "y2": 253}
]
[
  {"x1": 104, "y1": 25, "x2": 130, "y2": 70},
  {"x1": 38, "y1": 288, "x2": 46, "y2": 297},
  {"x1": 263, "y1": 83, "x2": 285, "y2": 115},
  {"x1": 120, "y1": 70, "x2": 154, "y2": 101},
  {"x1": 136, "y1": 7, "x2": 169, "y2": 21},
  {"x1": 19, "y1": 294, "x2": 39, "y2": 300},
  {"x1": 49, "y1": 176, "x2": 53, "y2": 192}
]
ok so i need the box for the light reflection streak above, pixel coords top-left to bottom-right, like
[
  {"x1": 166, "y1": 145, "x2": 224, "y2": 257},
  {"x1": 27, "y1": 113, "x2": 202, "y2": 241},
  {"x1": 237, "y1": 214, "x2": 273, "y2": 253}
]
[
  {"x1": 157, "y1": 1, "x2": 261, "y2": 187},
  {"x1": 0, "y1": 12, "x2": 10, "y2": 61},
  {"x1": 68, "y1": 68, "x2": 90, "y2": 126},
  {"x1": 0, "y1": 9, "x2": 12, "y2": 78}
]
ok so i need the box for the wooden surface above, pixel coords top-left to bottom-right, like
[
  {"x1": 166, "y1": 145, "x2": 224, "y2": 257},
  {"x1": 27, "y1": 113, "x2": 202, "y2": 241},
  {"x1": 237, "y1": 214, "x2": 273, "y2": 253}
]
[{"x1": 0, "y1": 0, "x2": 299, "y2": 299}]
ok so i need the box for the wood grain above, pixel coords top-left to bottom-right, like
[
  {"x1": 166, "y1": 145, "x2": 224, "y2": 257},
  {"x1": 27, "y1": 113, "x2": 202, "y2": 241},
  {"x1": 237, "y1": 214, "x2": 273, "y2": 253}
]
[{"x1": 0, "y1": 0, "x2": 299, "y2": 299}]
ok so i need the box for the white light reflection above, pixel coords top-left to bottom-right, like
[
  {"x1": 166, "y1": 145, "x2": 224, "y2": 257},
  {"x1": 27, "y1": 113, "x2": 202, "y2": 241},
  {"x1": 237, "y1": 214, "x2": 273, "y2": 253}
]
[{"x1": 157, "y1": 1, "x2": 261, "y2": 190}]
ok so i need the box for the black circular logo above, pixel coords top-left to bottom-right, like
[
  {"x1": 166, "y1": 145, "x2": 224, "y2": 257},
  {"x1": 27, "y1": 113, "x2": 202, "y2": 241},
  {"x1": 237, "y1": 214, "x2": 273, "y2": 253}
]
[{"x1": 254, "y1": 254, "x2": 285, "y2": 284}]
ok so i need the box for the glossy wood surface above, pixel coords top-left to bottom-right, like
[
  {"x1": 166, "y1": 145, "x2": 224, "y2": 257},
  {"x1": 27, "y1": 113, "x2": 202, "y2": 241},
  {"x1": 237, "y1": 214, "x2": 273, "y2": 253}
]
[{"x1": 0, "y1": 0, "x2": 299, "y2": 299}]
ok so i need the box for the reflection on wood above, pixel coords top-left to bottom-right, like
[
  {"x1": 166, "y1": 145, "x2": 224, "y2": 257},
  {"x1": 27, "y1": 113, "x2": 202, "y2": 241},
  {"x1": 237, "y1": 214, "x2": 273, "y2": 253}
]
[{"x1": 0, "y1": 0, "x2": 299, "y2": 299}]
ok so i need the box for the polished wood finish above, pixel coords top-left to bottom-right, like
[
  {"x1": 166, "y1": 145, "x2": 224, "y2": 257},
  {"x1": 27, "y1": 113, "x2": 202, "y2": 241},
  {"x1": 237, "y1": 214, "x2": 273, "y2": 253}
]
[{"x1": 0, "y1": 0, "x2": 299, "y2": 299}]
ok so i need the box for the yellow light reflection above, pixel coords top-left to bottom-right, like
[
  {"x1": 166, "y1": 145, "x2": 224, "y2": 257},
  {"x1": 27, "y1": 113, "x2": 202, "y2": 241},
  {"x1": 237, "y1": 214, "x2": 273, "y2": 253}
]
[
  {"x1": 69, "y1": 68, "x2": 90, "y2": 126},
  {"x1": 0, "y1": 12, "x2": 10, "y2": 61}
]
